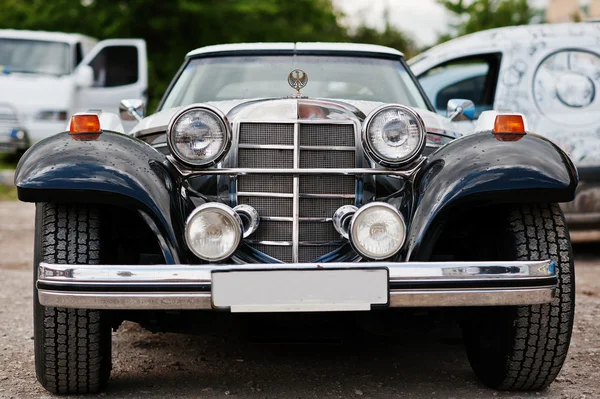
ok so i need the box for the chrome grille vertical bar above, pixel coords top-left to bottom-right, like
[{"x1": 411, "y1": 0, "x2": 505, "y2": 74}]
[{"x1": 292, "y1": 122, "x2": 300, "y2": 263}]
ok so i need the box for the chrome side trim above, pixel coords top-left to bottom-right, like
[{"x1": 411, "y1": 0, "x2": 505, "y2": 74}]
[{"x1": 37, "y1": 260, "x2": 557, "y2": 310}]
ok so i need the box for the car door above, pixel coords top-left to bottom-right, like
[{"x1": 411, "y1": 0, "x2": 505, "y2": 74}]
[
  {"x1": 73, "y1": 39, "x2": 147, "y2": 132},
  {"x1": 415, "y1": 53, "x2": 502, "y2": 134}
]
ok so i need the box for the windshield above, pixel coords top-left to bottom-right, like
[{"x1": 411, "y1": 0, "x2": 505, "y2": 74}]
[
  {"x1": 160, "y1": 55, "x2": 429, "y2": 110},
  {"x1": 0, "y1": 38, "x2": 71, "y2": 76}
]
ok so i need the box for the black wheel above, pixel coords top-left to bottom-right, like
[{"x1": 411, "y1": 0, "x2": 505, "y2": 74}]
[
  {"x1": 462, "y1": 203, "x2": 574, "y2": 391},
  {"x1": 33, "y1": 203, "x2": 111, "y2": 394}
]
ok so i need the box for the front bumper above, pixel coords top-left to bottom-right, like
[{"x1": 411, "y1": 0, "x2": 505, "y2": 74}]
[{"x1": 37, "y1": 261, "x2": 557, "y2": 312}]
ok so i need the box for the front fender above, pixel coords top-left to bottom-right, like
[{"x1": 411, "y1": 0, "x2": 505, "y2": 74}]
[
  {"x1": 406, "y1": 132, "x2": 578, "y2": 260},
  {"x1": 15, "y1": 131, "x2": 184, "y2": 263}
]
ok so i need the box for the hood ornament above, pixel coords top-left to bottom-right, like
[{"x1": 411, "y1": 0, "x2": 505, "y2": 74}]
[{"x1": 288, "y1": 69, "x2": 308, "y2": 97}]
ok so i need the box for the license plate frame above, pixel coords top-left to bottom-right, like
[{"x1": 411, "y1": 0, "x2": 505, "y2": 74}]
[{"x1": 211, "y1": 267, "x2": 389, "y2": 313}]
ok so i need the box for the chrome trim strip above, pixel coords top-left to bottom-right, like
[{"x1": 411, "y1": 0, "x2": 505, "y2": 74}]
[
  {"x1": 292, "y1": 122, "x2": 300, "y2": 263},
  {"x1": 299, "y1": 146, "x2": 356, "y2": 151},
  {"x1": 388, "y1": 288, "x2": 555, "y2": 307},
  {"x1": 300, "y1": 217, "x2": 333, "y2": 222},
  {"x1": 300, "y1": 193, "x2": 355, "y2": 199},
  {"x1": 37, "y1": 260, "x2": 557, "y2": 310},
  {"x1": 259, "y1": 216, "x2": 335, "y2": 223},
  {"x1": 238, "y1": 192, "x2": 294, "y2": 198},
  {"x1": 260, "y1": 216, "x2": 293, "y2": 222},
  {"x1": 245, "y1": 240, "x2": 292, "y2": 246},
  {"x1": 152, "y1": 142, "x2": 168, "y2": 149},
  {"x1": 169, "y1": 156, "x2": 426, "y2": 177},
  {"x1": 239, "y1": 144, "x2": 294, "y2": 150},
  {"x1": 238, "y1": 240, "x2": 345, "y2": 246}
]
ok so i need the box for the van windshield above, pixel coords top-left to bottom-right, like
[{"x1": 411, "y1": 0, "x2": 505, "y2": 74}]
[
  {"x1": 160, "y1": 55, "x2": 429, "y2": 110},
  {"x1": 0, "y1": 38, "x2": 70, "y2": 76}
]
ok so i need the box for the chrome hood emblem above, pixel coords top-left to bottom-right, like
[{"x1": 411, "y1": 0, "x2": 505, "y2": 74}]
[{"x1": 288, "y1": 69, "x2": 308, "y2": 97}]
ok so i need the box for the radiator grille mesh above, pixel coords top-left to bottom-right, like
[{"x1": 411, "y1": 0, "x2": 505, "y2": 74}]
[{"x1": 236, "y1": 122, "x2": 357, "y2": 262}]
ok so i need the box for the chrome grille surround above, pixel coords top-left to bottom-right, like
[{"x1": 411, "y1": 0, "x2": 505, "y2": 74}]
[
  {"x1": 226, "y1": 100, "x2": 364, "y2": 263},
  {"x1": 235, "y1": 120, "x2": 359, "y2": 262}
]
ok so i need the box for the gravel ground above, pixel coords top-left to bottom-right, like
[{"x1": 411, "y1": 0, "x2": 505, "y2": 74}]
[{"x1": 0, "y1": 201, "x2": 599, "y2": 399}]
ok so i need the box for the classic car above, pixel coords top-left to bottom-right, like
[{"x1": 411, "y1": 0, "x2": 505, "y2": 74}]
[
  {"x1": 410, "y1": 22, "x2": 600, "y2": 241},
  {"x1": 15, "y1": 43, "x2": 577, "y2": 394}
]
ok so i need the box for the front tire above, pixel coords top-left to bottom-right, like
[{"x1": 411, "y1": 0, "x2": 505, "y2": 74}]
[
  {"x1": 462, "y1": 203, "x2": 574, "y2": 391},
  {"x1": 33, "y1": 203, "x2": 112, "y2": 394}
]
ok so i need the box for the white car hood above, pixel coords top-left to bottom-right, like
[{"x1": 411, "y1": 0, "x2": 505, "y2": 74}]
[{"x1": 131, "y1": 99, "x2": 459, "y2": 138}]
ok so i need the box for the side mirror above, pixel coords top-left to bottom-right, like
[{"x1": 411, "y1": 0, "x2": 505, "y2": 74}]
[
  {"x1": 119, "y1": 99, "x2": 145, "y2": 122},
  {"x1": 447, "y1": 99, "x2": 475, "y2": 121},
  {"x1": 74, "y1": 65, "x2": 94, "y2": 88}
]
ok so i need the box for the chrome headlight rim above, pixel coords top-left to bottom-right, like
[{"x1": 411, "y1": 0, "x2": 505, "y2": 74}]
[
  {"x1": 167, "y1": 104, "x2": 232, "y2": 167},
  {"x1": 184, "y1": 203, "x2": 243, "y2": 262},
  {"x1": 348, "y1": 202, "x2": 407, "y2": 260},
  {"x1": 361, "y1": 104, "x2": 426, "y2": 168}
]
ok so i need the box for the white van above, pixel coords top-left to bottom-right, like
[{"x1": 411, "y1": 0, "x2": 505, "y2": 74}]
[
  {"x1": 409, "y1": 22, "x2": 600, "y2": 239},
  {"x1": 0, "y1": 29, "x2": 147, "y2": 146}
]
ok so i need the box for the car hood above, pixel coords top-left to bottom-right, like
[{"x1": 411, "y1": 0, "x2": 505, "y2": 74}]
[
  {"x1": 131, "y1": 98, "x2": 459, "y2": 138},
  {"x1": 0, "y1": 73, "x2": 73, "y2": 115}
]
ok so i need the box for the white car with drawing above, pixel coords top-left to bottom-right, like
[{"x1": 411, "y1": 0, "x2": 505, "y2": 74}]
[
  {"x1": 0, "y1": 29, "x2": 147, "y2": 148},
  {"x1": 410, "y1": 22, "x2": 600, "y2": 239}
]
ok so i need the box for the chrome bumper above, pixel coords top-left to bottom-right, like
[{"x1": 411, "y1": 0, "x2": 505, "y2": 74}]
[{"x1": 37, "y1": 261, "x2": 557, "y2": 311}]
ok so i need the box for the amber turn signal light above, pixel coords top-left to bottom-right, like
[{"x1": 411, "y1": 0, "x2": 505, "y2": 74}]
[
  {"x1": 69, "y1": 114, "x2": 101, "y2": 141},
  {"x1": 493, "y1": 114, "x2": 526, "y2": 142}
]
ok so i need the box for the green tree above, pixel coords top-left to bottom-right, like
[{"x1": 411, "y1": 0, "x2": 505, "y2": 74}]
[
  {"x1": 437, "y1": 0, "x2": 540, "y2": 42},
  {"x1": 349, "y1": 25, "x2": 417, "y2": 58}
]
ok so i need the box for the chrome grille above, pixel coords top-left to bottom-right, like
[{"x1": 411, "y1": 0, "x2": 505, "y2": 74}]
[
  {"x1": 238, "y1": 175, "x2": 293, "y2": 193},
  {"x1": 299, "y1": 124, "x2": 355, "y2": 146},
  {"x1": 239, "y1": 123, "x2": 294, "y2": 145},
  {"x1": 300, "y1": 150, "x2": 354, "y2": 169},
  {"x1": 300, "y1": 198, "x2": 355, "y2": 219},
  {"x1": 238, "y1": 148, "x2": 293, "y2": 168},
  {"x1": 237, "y1": 122, "x2": 356, "y2": 262},
  {"x1": 250, "y1": 220, "x2": 292, "y2": 242},
  {"x1": 238, "y1": 197, "x2": 292, "y2": 217}
]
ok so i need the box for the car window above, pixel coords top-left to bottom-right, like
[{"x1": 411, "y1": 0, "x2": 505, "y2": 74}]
[
  {"x1": 88, "y1": 45, "x2": 139, "y2": 87},
  {"x1": 0, "y1": 38, "x2": 70, "y2": 76},
  {"x1": 418, "y1": 54, "x2": 501, "y2": 118},
  {"x1": 160, "y1": 55, "x2": 430, "y2": 110}
]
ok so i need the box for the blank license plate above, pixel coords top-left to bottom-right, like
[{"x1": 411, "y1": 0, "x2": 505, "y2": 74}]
[{"x1": 212, "y1": 268, "x2": 388, "y2": 313}]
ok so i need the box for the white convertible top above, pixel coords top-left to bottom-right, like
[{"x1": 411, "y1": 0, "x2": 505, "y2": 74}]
[
  {"x1": 0, "y1": 29, "x2": 96, "y2": 45},
  {"x1": 187, "y1": 42, "x2": 404, "y2": 58}
]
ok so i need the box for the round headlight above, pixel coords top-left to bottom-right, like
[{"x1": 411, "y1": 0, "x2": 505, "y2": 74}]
[
  {"x1": 349, "y1": 202, "x2": 406, "y2": 260},
  {"x1": 362, "y1": 105, "x2": 426, "y2": 167},
  {"x1": 168, "y1": 105, "x2": 231, "y2": 166},
  {"x1": 185, "y1": 203, "x2": 243, "y2": 261}
]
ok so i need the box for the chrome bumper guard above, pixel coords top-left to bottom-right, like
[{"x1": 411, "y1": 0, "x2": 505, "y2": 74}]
[{"x1": 37, "y1": 260, "x2": 557, "y2": 311}]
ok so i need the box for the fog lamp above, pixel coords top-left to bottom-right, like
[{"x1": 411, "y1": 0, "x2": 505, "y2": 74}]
[
  {"x1": 349, "y1": 202, "x2": 406, "y2": 260},
  {"x1": 185, "y1": 203, "x2": 243, "y2": 261}
]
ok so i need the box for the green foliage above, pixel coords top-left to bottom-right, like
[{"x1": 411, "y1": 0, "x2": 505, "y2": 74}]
[
  {"x1": 437, "y1": 0, "x2": 540, "y2": 42},
  {"x1": 1, "y1": 0, "x2": 418, "y2": 111},
  {"x1": 349, "y1": 25, "x2": 417, "y2": 58}
]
